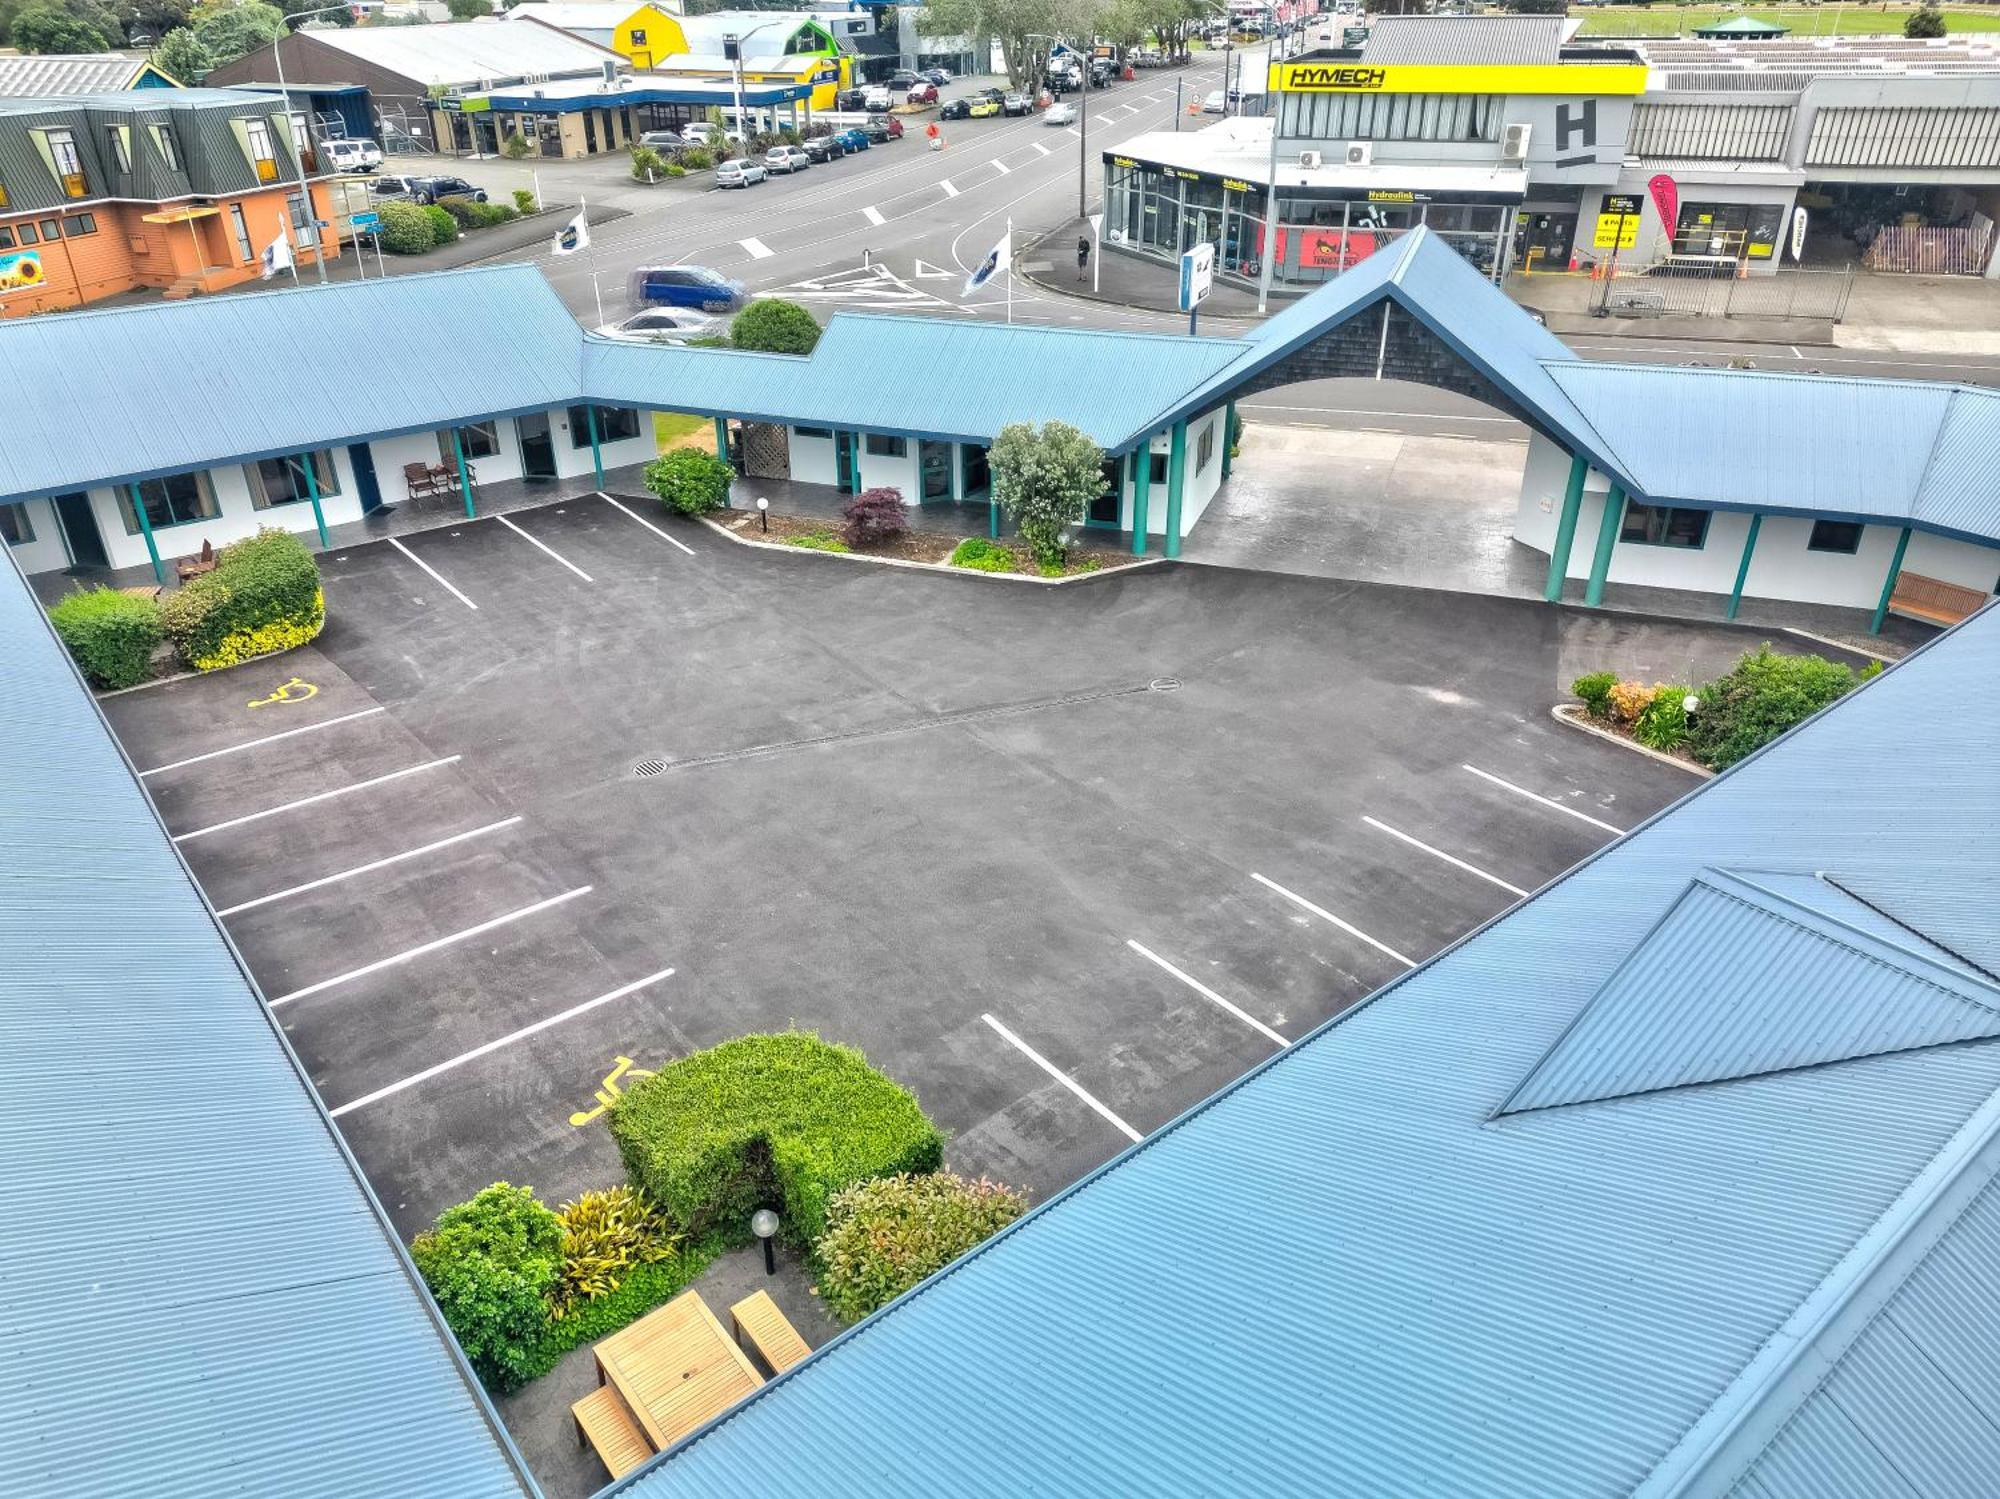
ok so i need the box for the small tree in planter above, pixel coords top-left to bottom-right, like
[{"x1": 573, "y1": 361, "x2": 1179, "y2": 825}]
[
  {"x1": 989, "y1": 419, "x2": 1103, "y2": 571},
  {"x1": 630, "y1": 144, "x2": 668, "y2": 182},
  {"x1": 644, "y1": 448, "x2": 733, "y2": 516},
  {"x1": 841, "y1": 487, "x2": 908, "y2": 549}
]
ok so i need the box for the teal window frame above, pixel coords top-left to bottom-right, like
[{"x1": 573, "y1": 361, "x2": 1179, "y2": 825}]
[
  {"x1": 1195, "y1": 421, "x2": 1215, "y2": 473},
  {"x1": 1620, "y1": 502, "x2": 1710, "y2": 550},
  {"x1": 119, "y1": 472, "x2": 218, "y2": 534},
  {"x1": 247, "y1": 451, "x2": 340, "y2": 509}
]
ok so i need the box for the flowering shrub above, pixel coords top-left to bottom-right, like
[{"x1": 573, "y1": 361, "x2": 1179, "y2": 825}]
[
  {"x1": 1605, "y1": 679, "x2": 1657, "y2": 724},
  {"x1": 814, "y1": 1172, "x2": 1027, "y2": 1324},
  {"x1": 840, "y1": 487, "x2": 907, "y2": 549}
]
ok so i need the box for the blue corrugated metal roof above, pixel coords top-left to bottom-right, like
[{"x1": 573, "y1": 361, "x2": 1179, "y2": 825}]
[
  {"x1": 620, "y1": 604, "x2": 2000, "y2": 1499},
  {"x1": 0, "y1": 551, "x2": 537, "y2": 1498},
  {"x1": 1498, "y1": 868, "x2": 2000, "y2": 1116}
]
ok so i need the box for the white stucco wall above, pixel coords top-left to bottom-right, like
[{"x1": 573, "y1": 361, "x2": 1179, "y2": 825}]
[
  {"x1": 854, "y1": 434, "x2": 920, "y2": 499},
  {"x1": 83, "y1": 448, "x2": 368, "y2": 573},
  {"x1": 788, "y1": 428, "x2": 839, "y2": 487},
  {"x1": 4, "y1": 498, "x2": 69, "y2": 576},
  {"x1": 1117, "y1": 409, "x2": 1229, "y2": 538}
]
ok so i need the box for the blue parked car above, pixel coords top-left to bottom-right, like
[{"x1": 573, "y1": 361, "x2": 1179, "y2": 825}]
[
  {"x1": 831, "y1": 127, "x2": 870, "y2": 153},
  {"x1": 624, "y1": 265, "x2": 749, "y2": 314}
]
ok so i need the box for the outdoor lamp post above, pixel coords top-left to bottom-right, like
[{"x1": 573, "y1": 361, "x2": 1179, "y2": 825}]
[
  {"x1": 756, "y1": 495, "x2": 769, "y2": 532},
  {"x1": 751, "y1": 1207, "x2": 780, "y2": 1274},
  {"x1": 267, "y1": 3, "x2": 354, "y2": 286},
  {"x1": 724, "y1": 19, "x2": 787, "y2": 141}
]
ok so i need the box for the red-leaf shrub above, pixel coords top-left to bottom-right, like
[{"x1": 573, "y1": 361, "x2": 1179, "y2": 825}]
[{"x1": 841, "y1": 487, "x2": 908, "y2": 549}]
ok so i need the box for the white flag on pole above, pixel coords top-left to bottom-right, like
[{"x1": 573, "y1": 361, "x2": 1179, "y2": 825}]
[
  {"x1": 259, "y1": 229, "x2": 294, "y2": 280},
  {"x1": 553, "y1": 203, "x2": 590, "y2": 256},
  {"x1": 962, "y1": 229, "x2": 1011, "y2": 296}
]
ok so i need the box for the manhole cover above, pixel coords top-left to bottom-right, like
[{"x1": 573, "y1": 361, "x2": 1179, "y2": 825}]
[
  {"x1": 1149, "y1": 677, "x2": 1182, "y2": 693},
  {"x1": 634, "y1": 758, "x2": 666, "y2": 778}
]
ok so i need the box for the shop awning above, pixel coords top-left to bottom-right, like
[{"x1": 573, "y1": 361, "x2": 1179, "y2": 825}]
[{"x1": 140, "y1": 205, "x2": 221, "y2": 224}]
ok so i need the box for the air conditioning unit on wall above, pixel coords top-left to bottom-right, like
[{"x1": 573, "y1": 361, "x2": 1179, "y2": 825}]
[
  {"x1": 1502, "y1": 123, "x2": 1532, "y2": 163},
  {"x1": 1299, "y1": 148, "x2": 1322, "y2": 168},
  {"x1": 1344, "y1": 141, "x2": 1371, "y2": 167}
]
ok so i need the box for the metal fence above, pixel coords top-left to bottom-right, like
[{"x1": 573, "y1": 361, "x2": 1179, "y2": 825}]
[
  {"x1": 1862, "y1": 224, "x2": 1994, "y2": 277},
  {"x1": 1593, "y1": 265, "x2": 1856, "y2": 323}
]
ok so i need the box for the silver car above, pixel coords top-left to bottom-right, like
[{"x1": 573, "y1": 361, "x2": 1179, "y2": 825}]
[
  {"x1": 715, "y1": 158, "x2": 768, "y2": 188},
  {"x1": 763, "y1": 144, "x2": 811, "y2": 174},
  {"x1": 597, "y1": 308, "x2": 721, "y2": 344}
]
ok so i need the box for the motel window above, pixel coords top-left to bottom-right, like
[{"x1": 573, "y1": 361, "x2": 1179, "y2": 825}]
[
  {"x1": 440, "y1": 422, "x2": 499, "y2": 462},
  {"x1": 151, "y1": 125, "x2": 180, "y2": 172},
  {"x1": 106, "y1": 127, "x2": 130, "y2": 173},
  {"x1": 1195, "y1": 421, "x2": 1215, "y2": 474},
  {"x1": 246, "y1": 451, "x2": 340, "y2": 509},
  {"x1": 229, "y1": 203, "x2": 252, "y2": 263},
  {"x1": 0, "y1": 226, "x2": 12, "y2": 249},
  {"x1": 39, "y1": 218, "x2": 59, "y2": 242},
  {"x1": 63, "y1": 214, "x2": 95, "y2": 237},
  {"x1": 1808, "y1": 519, "x2": 1865, "y2": 554},
  {"x1": 15, "y1": 222, "x2": 34, "y2": 243},
  {"x1": 795, "y1": 426, "x2": 834, "y2": 439},
  {"x1": 865, "y1": 433, "x2": 908, "y2": 457},
  {"x1": 1148, "y1": 452, "x2": 1167, "y2": 485},
  {"x1": 1620, "y1": 503, "x2": 1710, "y2": 550},
  {"x1": 243, "y1": 117, "x2": 279, "y2": 182},
  {"x1": 119, "y1": 472, "x2": 219, "y2": 534},
  {"x1": 42, "y1": 128, "x2": 87, "y2": 197},
  {"x1": 0, "y1": 503, "x2": 33, "y2": 547},
  {"x1": 566, "y1": 405, "x2": 641, "y2": 448}
]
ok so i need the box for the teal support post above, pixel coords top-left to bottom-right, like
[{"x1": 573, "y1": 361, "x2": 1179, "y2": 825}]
[
  {"x1": 127, "y1": 482, "x2": 163, "y2": 585},
  {"x1": 1725, "y1": 512, "x2": 1762, "y2": 621},
  {"x1": 585, "y1": 405, "x2": 605, "y2": 490},
  {"x1": 988, "y1": 496, "x2": 999, "y2": 539},
  {"x1": 714, "y1": 417, "x2": 731, "y2": 471},
  {"x1": 1131, "y1": 444, "x2": 1152, "y2": 556},
  {"x1": 1221, "y1": 401, "x2": 1237, "y2": 479},
  {"x1": 1871, "y1": 525, "x2": 1913, "y2": 636},
  {"x1": 1163, "y1": 420, "x2": 1188, "y2": 560},
  {"x1": 299, "y1": 451, "x2": 330, "y2": 549},
  {"x1": 451, "y1": 427, "x2": 476, "y2": 518},
  {"x1": 1542, "y1": 453, "x2": 1588, "y2": 602},
  {"x1": 1583, "y1": 483, "x2": 1625, "y2": 607}
]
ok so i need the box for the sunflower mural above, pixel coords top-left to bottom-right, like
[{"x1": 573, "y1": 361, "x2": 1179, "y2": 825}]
[{"x1": 0, "y1": 250, "x2": 44, "y2": 294}]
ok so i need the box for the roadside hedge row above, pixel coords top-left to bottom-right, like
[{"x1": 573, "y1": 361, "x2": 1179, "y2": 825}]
[{"x1": 47, "y1": 587, "x2": 163, "y2": 690}]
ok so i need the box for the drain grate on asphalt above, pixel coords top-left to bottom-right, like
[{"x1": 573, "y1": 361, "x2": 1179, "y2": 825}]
[{"x1": 634, "y1": 757, "x2": 666, "y2": 778}]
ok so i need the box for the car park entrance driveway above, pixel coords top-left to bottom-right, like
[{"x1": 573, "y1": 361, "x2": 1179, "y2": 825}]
[{"x1": 102, "y1": 494, "x2": 1702, "y2": 1239}]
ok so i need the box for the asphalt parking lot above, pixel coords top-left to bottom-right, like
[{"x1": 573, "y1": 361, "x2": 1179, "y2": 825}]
[{"x1": 103, "y1": 494, "x2": 1705, "y2": 1236}]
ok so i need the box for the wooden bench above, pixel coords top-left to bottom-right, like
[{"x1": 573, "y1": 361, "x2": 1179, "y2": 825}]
[
  {"x1": 1889, "y1": 571, "x2": 1989, "y2": 627},
  {"x1": 729, "y1": 1290, "x2": 812, "y2": 1376},
  {"x1": 572, "y1": 1383, "x2": 652, "y2": 1480}
]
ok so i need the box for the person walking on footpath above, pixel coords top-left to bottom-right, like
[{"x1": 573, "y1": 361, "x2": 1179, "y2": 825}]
[{"x1": 1077, "y1": 235, "x2": 1091, "y2": 283}]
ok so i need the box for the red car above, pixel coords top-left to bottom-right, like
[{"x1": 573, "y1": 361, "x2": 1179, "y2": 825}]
[{"x1": 906, "y1": 81, "x2": 938, "y2": 104}]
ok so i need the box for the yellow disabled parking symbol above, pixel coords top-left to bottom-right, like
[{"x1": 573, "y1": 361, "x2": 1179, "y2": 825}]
[
  {"x1": 249, "y1": 676, "x2": 317, "y2": 709},
  {"x1": 569, "y1": 1055, "x2": 655, "y2": 1127}
]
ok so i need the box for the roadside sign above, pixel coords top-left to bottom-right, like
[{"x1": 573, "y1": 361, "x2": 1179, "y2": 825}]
[
  {"x1": 1603, "y1": 193, "x2": 1642, "y2": 217},
  {"x1": 1179, "y1": 241, "x2": 1214, "y2": 312},
  {"x1": 351, "y1": 210, "x2": 381, "y2": 231},
  {"x1": 1592, "y1": 211, "x2": 1638, "y2": 250},
  {"x1": 1342, "y1": 25, "x2": 1369, "y2": 45}
]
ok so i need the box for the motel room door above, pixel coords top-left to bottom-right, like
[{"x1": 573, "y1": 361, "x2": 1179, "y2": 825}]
[
  {"x1": 53, "y1": 492, "x2": 108, "y2": 569},
  {"x1": 515, "y1": 413, "x2": 559, "y2": 480}
]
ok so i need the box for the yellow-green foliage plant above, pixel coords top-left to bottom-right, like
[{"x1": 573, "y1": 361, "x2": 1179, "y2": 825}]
[
  {"x1": 159, "y1": 529, "x2": 324, "y2": 671},
  {"x1": 549, "y1": 1186, "x2": 678, "y2": 1321}
]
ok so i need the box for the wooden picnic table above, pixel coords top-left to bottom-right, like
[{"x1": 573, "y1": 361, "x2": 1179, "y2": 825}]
[{"x1": 594, "y1": 1291, "x2": 764, "y2": 1452}]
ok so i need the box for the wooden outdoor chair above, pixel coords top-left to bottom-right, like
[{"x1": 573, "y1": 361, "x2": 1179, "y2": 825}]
[
  {"x1": 175, "y1": 538, "x2": 217, "y2": 583},
  {"x1": 729, "y1": 1290, "x2": 812, "y2": 1376},
  {"x1": 402, "y1": 463, "x2": 442, "y2": 503},
  {"x1": 572, "y1": 1384, "x2": 651, "y2": 1480}
]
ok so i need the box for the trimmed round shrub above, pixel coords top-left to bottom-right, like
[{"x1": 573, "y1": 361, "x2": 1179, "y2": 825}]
[
  {"x1": 814, "y1": 1172, "x2": 1027, "y2": 1324},
  {"x1": 47, "y1": 586, "x2": 162, "y2": 690},
  {"x1": 729, "y1": 298, "x2": 821, "y2": 355},
  {"x1": 511, "y1": 187, "x2": 537, "y2": 214},
  {"x1": 1686, "y1": 647, "x2": 1869, "y2": 770},
  {"x1": 1606, "y1": 679, "x2": 1656, "y2": 724},
  {"x1": 158, "y1": 528, "x2": 323, "y2": 671},
  {"x1": 644, "y1": 448, "x2": 733, "y2": 516},
  {"x1": 410, "y1": 1183, "x2": 562, "y2": 1393},
  {"x1": 1570, "y1": 671, "x2": 1617, "y2": 720},
  {"x1": 439, "y1": 195, "x2": 480, "y2": 227},
  {"x1": 376, "y1": 199, "x2": 435, "y2": 255},
  {"x1": 609, "y1": 1031, "x2": 944, "y2": 1247},
  {"x1": 422, "y1": 203, "x2": 459, "y2": 245},
  {"x1": 841, "y1": 486, "x2": 907, "y2": 549},
  {"x1": 949, "y1": 537, "x2": 1015, "y2": 573}
]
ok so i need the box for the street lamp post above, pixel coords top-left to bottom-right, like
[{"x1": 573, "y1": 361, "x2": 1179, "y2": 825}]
[
  {"x1": 725, "y1": 19, "x2": 788, "y2": 142},
  {"x1": 268, "y1": 4, "x2": 354, "y2": 286}
]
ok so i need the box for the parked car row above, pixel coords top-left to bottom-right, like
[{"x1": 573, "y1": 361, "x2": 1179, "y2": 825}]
[
  {"x1": 369, "y1": 173, "x2": 487, "y2": 205},
  {"x1": 712, "y1": 116, "x2": 905, "y2": 187}
]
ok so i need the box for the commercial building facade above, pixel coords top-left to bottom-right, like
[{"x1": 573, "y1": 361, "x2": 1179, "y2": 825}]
[
  {"x1": 1104, "y1": 16, "x2": 2000, "y2": 291},
  {"x1": 0, "y1": 89, "x2": 339, "y2": 318}
]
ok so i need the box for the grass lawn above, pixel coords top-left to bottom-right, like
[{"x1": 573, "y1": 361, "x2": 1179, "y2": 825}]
[
  {"x1": 1574, "y1": 5, "x2": 2000, "y2": 35},
  {"x1": 653, "y1": 410, "x2": 714, "y2": 453}
]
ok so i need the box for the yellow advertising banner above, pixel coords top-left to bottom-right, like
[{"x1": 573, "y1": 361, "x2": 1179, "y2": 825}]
[
  {"x1": 1592, "y1": 212, "x2": 1639, "y2": 250},
  {"x1": 1267, "y1": 61, "x2": 1648, "y2": 96}
]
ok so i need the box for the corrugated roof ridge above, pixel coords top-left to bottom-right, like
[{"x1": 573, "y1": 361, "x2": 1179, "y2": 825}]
[
  {"x1": 1539, "y1": 357, "x2": 1980, "y2": 397},
  {"x1": 1632, "y1": 1071, "x2": 2000, "y2": 1498},
  {"x1": 617, "y1": 602, "x2": 1988, "y2": 1495},
  {"x1": 1823, "y1": 873, "x2": 2000, "y2": 986},
  {"x1": 1909, "y1": 384, "x2": 1991, "y2": 518},
  {"x1": 822, "y1": 309, "x2": 1254, "y2": 350}
]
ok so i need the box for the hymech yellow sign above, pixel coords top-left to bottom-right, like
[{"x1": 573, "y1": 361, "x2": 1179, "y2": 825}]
[{"x1": 1268, "y1": 61, "x2": 1648, "y2": 96}]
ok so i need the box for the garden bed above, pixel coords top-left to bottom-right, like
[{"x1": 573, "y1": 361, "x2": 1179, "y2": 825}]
[{"x1": 717, "y1": 510, "x2": 1141, "y2": 579}]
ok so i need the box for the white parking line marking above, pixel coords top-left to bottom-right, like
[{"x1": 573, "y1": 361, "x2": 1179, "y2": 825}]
[
  {"x1": 982, "y1": 1013, "x2": 1142, "y2": 1142},
  {"x1": 497, "y1": 513, "x2": 594, "y2": 582},
  {"x1": 1460, "y1": 764, "x2": 1625, "y2": 836},
  {"x1": 940, "y1": 178, "x2": 960, "y2": 197},
  {"x1": 1032, "y1": 142, "x2": 1051, "y2": 156},
  {"x1": 1093, "y1": 113, "x2": 1115, "y2": 124},
  {"x1": 1118, "y1": 103, "x2": 1140, "y2": 114},
  {"x1": 862, "y1": 205, "x2": 886, "y2": 225},
  {"x1": 328, "y1": 966, "x2": 674, "y2": 1118},
  {"x1": 1127, "y1": 940, "x2": 1286, "y2": 1048},
  {"x1": 389, "y1": 536, "x2": 478, "y2": 610},
  {"x1": 1251, "y1": 872, "x2": 1416, "y2": 968},
  {"x1": 992, "y1": 159, "x2": 1011, "y2": 174},
  {"x1": 1065, "y1": 128, "x2": 1081, "y2": 138},
  {"x1": 597, "y1": 491, "x2": 696, "y2": 555},
  {"x1": 269, "y1": 886, "x2": 593, "y2": 1007},
  {"x1": 1790, "y1": 345, "x2": 1804, "y2": 358},
  {"x1": 139, "y1": 707, "x2": 386, "y2": 778},
  {"x1": 215, "y1": 817, "x2": 524, "y2": 917},
  {"x1": 1362, "y1": 817, "x2": 1529, "y2": 898},
  {"x1": 172, "y1": 757, "x2": 461, "y2": 843},
  {"x1": 740, "y1": 236, "x2": 774, "y2": 259}
]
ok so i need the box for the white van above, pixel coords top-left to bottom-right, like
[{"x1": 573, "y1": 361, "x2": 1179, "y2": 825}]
[{"x1": 323, "y1": 138, "x2": 383, "y2": 173}]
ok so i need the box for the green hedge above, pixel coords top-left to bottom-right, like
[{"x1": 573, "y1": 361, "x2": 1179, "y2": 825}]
[
  {"x1": 610, "y1": 1032, "x2": 944, "y2": 1247},
  {"x1": 410, "y1": 1184, "x2": 563, "y2": 1393},
  {"x1": 644, "y1": 448, "x2": 733, "y2": 516},
  {"x1": 47, "y1": 586, "x2": 162, "y2": 690},
  {"x1": 158, "y1": 528, "x2": 323, "y2": 672},
  {"x1": 376, "y1": 199, "x2": 435, "y2": 255},
  {"x1": 949, "y1": 537, "x2": 1015, "y2": 573},
  {"x1": 815, "y1": 1172, "x2": 1026, "y2": 1324},
  {"x1": 422, "y1": 204, "x2": 459, "y2": 244},
  {"x1": 1686, "y1": 647, "x2": 1876, "y2": 770}
]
